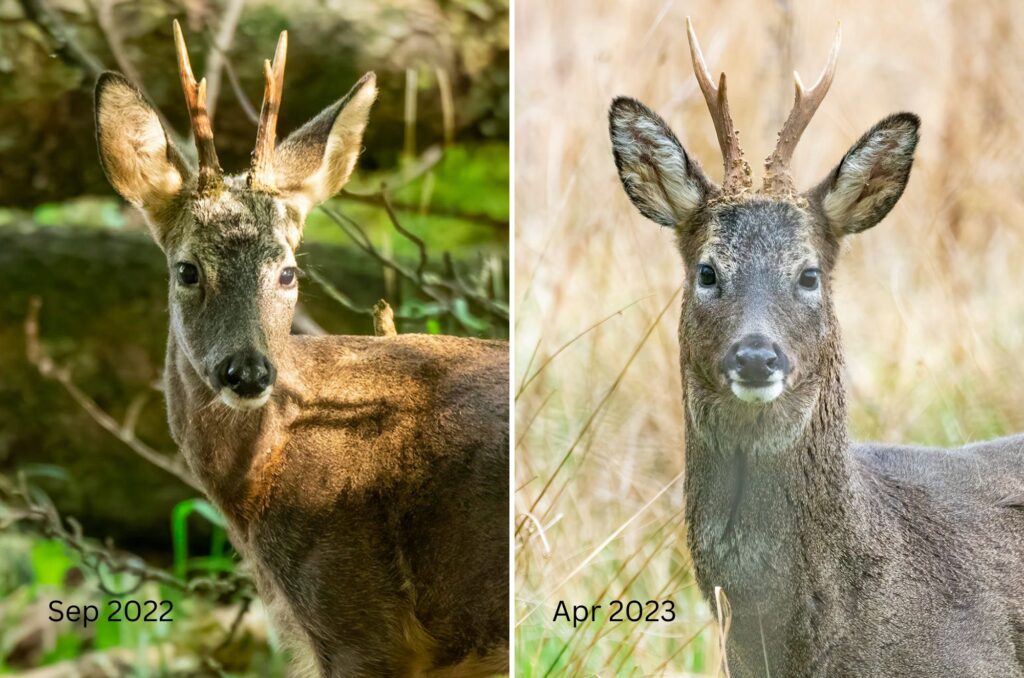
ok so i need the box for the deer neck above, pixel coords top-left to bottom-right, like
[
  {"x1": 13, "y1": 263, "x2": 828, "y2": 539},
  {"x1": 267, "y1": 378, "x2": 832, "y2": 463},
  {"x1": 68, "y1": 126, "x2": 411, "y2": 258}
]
[
  {"x1": 682, "y1": 329, "x2": 867, "y2": 613},
  {"x1": 163, "y1": 331, "x2": 291, "y2": 527}
]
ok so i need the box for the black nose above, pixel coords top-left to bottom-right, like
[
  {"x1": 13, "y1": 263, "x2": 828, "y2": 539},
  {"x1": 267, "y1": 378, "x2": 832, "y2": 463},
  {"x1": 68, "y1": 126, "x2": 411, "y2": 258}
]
[
  {"x1": 724, "y1": 334, "x2": 788, "y2": 383},
  {"x1": 215, "y1": 351, "x2": 276, "y2": 398}
]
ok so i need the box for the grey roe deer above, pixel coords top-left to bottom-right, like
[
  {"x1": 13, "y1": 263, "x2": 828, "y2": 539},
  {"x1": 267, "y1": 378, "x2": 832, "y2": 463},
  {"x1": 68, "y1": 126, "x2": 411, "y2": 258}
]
[
  {"x1": 610, "y1": 19, "x2": 1024, "y2": 677},
  {"x1": 94, "y1": 22, "x2": 508, "y2": 677}
]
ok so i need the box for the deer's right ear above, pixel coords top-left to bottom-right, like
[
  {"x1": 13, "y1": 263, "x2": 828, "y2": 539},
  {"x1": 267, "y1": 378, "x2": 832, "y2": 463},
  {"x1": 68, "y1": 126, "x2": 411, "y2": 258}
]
[
  {"x1": 609, "y1": 97, "x2": 715, "y2": 228},
  {"x1": 94, "y1": 73, "x2": 191, "y2": 235}
]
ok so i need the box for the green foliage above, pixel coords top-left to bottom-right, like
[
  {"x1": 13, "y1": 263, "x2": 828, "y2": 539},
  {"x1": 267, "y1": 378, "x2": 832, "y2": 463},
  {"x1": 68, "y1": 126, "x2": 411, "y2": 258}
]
[
  {"x1": 306, "y1": 142, "x2": 509, "y2": 258},
  {"x1": 392, "y1": 143, "x2": 509, "y2": 221},
  {"x1": 40, "y1": 632, "x2": 82, "y2": 665},
  {"x1": 32, "y1": 199, "x2": 127, "y2": 230},
  {"x1": 29, "y1": 540, "x2": 74, "y2": 589},
  {"x1": 171, "y1": 499, "x2": 231, "y2": 581}
]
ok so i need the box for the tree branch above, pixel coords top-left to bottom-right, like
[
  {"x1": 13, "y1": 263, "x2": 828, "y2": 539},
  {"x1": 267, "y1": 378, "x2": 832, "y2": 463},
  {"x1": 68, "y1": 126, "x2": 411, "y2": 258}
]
[
  {"x1": 202, "y1": 0, "x2": 246, "y2": 122},
  {"x1": 0, "y1": 474, "x2": 251, "y2": 599},
  {"x1": 24, "y1": 297, "x2": 200, "y2": 491},
  {"x1": 18, "y1": 0, "x2": 105, "y2": 79}
]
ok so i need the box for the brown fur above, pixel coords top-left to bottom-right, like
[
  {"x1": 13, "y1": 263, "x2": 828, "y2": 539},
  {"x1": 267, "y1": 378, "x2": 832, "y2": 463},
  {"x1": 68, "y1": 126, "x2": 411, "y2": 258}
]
[
  {"x1": 94, "y1": 40, "x2": 508, "y2": 675},
  {"x1": 239, "y1": 438, "x2": 289, "y2": 525}
]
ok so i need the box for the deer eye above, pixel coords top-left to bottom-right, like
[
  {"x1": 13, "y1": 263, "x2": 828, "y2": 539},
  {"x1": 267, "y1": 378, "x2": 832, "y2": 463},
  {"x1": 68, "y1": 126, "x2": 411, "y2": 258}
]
[
  {"x1": 176, "y1": 262, "x2": 199, "y2": 286},
  {"x1": 798, "y1": 268, "x2": 821, "y2": 290},
  {"x1": 697, "y1": 264, "x2": 717, "y2": 288},
  {"x1": 279, "y1": 267, "x2": 298, "y2": 288}
]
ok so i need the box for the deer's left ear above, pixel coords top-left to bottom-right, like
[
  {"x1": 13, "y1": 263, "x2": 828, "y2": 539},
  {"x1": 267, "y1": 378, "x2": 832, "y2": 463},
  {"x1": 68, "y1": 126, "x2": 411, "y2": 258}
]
[
  {"x1": 274, "y1": 72, "x2": 377, "y2": 222},
  {"x1": 808, "y1": 112, "x2": 920, "y2": 236}
]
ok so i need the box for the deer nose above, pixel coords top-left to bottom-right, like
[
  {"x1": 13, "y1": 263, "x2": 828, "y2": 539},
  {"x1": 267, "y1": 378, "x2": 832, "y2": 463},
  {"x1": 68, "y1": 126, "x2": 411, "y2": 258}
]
[
  {"x1": 215, "y1": 351, "x2": 276, "y2": 398},
  {"x1": 724, "y1": 334, "x2": 787, "y2": 383}
]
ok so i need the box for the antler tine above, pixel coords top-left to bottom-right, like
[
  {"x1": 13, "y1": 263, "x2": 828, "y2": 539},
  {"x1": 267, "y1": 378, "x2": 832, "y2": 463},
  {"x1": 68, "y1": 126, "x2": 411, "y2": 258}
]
[
  {"x1": 762, "y1": 25, "x2": 842, "y2": 197},
  {"x1": 172, "y1": 19, "x2": 223, "y2": 193},
  {"x1": 249, "y1": 31, "x2": 288, "y2": 192},
  {"x1": 686, "y1": 17, "x2": 752, "y2": 195}
]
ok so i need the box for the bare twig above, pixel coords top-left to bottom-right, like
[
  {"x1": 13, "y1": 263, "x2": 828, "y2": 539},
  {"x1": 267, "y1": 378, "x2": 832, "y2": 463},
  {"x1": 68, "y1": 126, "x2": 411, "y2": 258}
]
[
  {"x1": 436, "y1": 67, "x2": 455, "y2": 146},
  {"x1": 93, "y1": 0, "x2": 142, "y2": 84},
  {"x1": 0, "y1": 474, "x2": 251, "y2": 599},
  {"x1": 381, "y1": 190, "x2": 428, "y2": 280},
  {"x1": 343, "y1": 145, "x2": 444, "y2": 197},
  {"x1": 306, "y1": 269, "x2": 378, "y2": 316},
  {"x1": 404, "y1": 67, "x2": 418, "y2": 157},
  {"x1": 24, "y1": 298, "x2": 200, "y2": 491},
  {"x1": 304, "y1": 269, "x2": 428, "y2": 323},
  {"x1": 36, "y1": 0, "x2": 181, "y2": 143},
  {"x1": 18, "y1": 0, "x2": 105, "y2": 78},
  {"x1": 121, "y1": 391, "x2": 150, "y2": 437},
  {"x1": 319, "y1": 204, "x2": 508, "y2": 329},
  {"x1": 202, "y1": 0, "x2": 246, "y2": 122},
  {"x1": 222, "y1": 53, "x2": 261, "y2": 124},
  {"x1": 214, "y1": 596, "x2": 253, "y2": 653},
  {"x1": 343, "y1": 192, "x2": 508, "y2": 229},
  {"x1": 292, "y1": 304, "x2": 326, "y2": 336}
]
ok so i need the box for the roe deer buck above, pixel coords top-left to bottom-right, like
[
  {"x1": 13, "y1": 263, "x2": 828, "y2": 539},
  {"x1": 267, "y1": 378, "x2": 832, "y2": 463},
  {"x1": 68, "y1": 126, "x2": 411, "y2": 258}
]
[
  {"x1": 610, "y1": 19, "x2": 1024, "y2": 677},
  {"x1": 94, "y1": 21, "x2": 508, "y2": 677}
]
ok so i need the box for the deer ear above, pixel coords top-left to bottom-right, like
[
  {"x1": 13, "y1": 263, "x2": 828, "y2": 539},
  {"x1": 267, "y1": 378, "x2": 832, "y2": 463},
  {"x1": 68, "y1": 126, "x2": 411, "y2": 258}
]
[
  {"x1": 94, "y1": 73, "x2": 191, "y2": 238},
  {"x1": 809, "y1": 112, "x2": 919, "y2": 236},
  {"x1": 609, "y1": 97, "x2": 715, "y2": 228},
  {"x1": 274, "y1": 72, "x2": 377, "y2": 220}
]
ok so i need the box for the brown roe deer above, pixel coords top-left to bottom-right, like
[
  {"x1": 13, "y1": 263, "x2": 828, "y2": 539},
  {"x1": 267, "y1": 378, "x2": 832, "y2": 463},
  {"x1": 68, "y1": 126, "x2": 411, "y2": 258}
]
[
  {"x1": 94, "y1": 22, "x2": 508, "y2": 677},
  {"x1": 610, "y1": 19, "x2": 1024, "y2": 677}
]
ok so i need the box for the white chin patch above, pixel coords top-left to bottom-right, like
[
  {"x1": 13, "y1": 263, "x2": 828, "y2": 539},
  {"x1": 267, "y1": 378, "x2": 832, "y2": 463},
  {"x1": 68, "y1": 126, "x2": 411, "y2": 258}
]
[
  {"x1": 730, "y1": 381, "x2": 785, "y2": 404},
  {"x1": 218, "y1": 388, "x2": 272, "y2": 411}
]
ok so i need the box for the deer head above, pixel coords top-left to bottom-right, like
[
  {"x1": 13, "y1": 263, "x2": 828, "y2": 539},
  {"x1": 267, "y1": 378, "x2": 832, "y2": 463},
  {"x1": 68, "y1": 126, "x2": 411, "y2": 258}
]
[
  {"x1": 95, "y1": 21, "x2": 377, "y2": 410},
  {"x1": 610, "y1": 20, "x2": 918, "y2": 430}
]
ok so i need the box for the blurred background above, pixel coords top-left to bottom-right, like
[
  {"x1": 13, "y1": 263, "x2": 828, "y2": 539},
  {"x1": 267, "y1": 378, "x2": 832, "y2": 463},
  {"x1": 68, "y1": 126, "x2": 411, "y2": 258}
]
[
  {"x1": 0, "y1": 0, "x2": 508, "y2": 674},
  {"x1": 514, "y1": 0, "x2": 1024, "y2": 675}
]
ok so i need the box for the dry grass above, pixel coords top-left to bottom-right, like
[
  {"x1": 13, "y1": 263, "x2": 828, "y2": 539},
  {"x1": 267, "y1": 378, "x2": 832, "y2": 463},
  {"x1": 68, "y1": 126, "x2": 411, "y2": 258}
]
[{"x1": 514, "y1": 0, "x2": 1024, "y2": 674}]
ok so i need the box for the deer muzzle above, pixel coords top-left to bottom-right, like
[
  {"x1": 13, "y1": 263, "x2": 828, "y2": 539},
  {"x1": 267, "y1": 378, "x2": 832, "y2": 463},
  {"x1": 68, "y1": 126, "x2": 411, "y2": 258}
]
[
  {"x1": 213, "y1": 349, "x2": 277, "y2": 410},
  {"x1": 722, "y1": 334, "x2": 790, "y2": 404}
]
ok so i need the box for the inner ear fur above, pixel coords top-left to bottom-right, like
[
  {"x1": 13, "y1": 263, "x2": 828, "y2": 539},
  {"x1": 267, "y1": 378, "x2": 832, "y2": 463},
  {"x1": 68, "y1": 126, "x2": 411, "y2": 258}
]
[
  {"x1": 609, "y1": 96, "x2": 716, "y2": 228},
  {"x1": 273, "y1": 72, "x2": 378, "y2": 222},
  {"x1": 807, "y1": 112, "x2": 920, "y2": 237},
  {"x1": 94, "y1": 72, "x2": 192, "y2": 233}
]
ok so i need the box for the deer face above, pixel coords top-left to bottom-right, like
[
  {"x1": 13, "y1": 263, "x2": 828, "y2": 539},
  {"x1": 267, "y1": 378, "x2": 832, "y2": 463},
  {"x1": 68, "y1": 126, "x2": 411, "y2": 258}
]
[
  {"x1": 94, "y1": 24, "x2": 376, "y2": 410},
  {"x1": 679, "y1": 199, "x2": 834, "y2": 405},
  {"x1": 609, "y1": 22, "x2": 918, "y2": 413},
  {"x1": 160, "y1": 189, "x2": 300, "y2": 409}
]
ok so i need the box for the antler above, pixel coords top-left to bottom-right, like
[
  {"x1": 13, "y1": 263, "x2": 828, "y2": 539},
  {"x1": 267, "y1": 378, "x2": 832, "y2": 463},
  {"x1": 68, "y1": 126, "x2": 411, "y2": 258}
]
[
  {"x1": 173, "y1": 20, "x2": 223, "y2": 194},
  {"x1": 248, "y1": 31, "x2": 288, "y2": 192},
  {"x1": 686, "y1": 18, "x2": 752, "y2": 196},
  {"x1": 762, "y1": 26, "x2": 842, "y2": 197}
]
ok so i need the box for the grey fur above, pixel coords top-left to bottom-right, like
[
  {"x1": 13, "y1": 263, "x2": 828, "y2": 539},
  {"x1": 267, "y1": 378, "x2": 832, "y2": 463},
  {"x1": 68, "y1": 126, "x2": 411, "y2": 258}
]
[
  {"x1": 611, "y1": 102, "x2": 1024, "y2": 676},
  {"x1": 95, "y1": 69, "x2": 508, "y2": 676}
]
